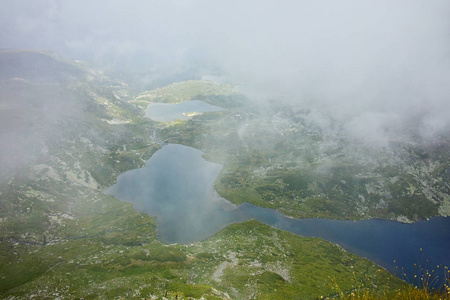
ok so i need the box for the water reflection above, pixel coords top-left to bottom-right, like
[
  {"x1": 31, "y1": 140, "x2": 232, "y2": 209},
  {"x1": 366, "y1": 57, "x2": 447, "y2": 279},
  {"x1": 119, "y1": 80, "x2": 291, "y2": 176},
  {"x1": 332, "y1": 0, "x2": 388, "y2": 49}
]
[
  {"x1": 105, "y1": 144, "x2": 248, "y2": 243},
  {"x1": 106, "y1": 144, "x2": 450, "y2": 282}
]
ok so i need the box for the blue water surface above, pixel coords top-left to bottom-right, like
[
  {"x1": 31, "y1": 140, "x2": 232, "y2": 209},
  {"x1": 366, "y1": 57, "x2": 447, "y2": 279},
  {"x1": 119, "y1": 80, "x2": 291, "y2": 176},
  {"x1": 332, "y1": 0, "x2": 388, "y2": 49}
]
[{"x1": 105, "y1": 144, "x2": 450, "y2": 283}]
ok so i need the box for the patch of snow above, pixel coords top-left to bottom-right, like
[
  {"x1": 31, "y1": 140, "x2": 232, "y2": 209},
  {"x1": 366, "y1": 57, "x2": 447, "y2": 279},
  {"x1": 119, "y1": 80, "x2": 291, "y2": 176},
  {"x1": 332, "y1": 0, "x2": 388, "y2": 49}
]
[{"x1": 102, "y1": 118, "x2": 130, "y2": 125}]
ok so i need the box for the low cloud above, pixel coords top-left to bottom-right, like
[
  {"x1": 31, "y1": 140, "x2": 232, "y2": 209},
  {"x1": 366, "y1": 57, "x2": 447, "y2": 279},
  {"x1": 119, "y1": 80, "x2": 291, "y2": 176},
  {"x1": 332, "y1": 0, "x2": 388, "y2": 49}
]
[{"x1": 1, "y1": 0, "x2": 450, "y2": 143}]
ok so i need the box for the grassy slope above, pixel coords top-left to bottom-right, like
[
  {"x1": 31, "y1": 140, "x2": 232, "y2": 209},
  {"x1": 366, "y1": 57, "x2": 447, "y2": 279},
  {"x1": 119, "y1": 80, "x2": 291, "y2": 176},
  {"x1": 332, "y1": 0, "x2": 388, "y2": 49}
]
[
  {"x1": 1, "y1": 220, "x2": 405, "y2": 299},
  {"x1": 0, "y1": 56, "x2": 432, "y2": 299}
]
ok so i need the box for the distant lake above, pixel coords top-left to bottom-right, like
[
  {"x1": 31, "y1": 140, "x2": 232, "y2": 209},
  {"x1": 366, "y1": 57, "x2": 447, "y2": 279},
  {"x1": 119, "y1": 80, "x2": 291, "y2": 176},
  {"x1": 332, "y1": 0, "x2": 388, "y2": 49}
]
[
  {"x1": 105, "y1": 144, "x2": 450, "y2": 283},
  {"x1": 145, "y1": 100, "x2": 224, "y2": 122}
]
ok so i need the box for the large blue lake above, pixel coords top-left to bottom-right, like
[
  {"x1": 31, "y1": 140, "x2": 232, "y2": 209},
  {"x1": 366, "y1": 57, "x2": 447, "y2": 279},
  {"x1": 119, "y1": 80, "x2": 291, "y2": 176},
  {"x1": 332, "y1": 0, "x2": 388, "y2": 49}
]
[{"x1": 105, "y1": 144, "x2": 450, "y2": 283}]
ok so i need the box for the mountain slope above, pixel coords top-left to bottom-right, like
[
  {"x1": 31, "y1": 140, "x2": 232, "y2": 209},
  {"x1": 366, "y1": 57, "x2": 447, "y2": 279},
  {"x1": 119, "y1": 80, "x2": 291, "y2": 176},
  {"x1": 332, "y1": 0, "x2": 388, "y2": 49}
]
[
  {"x1": 138, "y1": 82, "x2": 450, "y2": 222},
  {"x1": 0, "y1": 50, "x2": 406, "y2": 299}
]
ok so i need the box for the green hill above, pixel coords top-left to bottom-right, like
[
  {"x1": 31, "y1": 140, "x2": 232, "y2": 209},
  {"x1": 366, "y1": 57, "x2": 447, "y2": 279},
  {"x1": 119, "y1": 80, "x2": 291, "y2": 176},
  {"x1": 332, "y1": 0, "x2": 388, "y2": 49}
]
[{"x1": 0, "y1": 50, "x2": 443, "y2": 299}]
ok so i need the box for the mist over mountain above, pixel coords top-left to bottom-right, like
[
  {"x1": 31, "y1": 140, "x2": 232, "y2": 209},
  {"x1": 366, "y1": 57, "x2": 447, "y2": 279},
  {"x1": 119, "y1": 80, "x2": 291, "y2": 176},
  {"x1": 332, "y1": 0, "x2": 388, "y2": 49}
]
[
  {"x1": 0, "y1": 50, "x2": 84, "y2": 178},
  {"x1": 2, "y1": 0, "x2": 449, "y2": 146},
  {"x1": 0, "y1": 49, "x2": 137, "y2": 182},
  {"x1": 1, "y1": 2, "x2": 450, "y2": 296}
]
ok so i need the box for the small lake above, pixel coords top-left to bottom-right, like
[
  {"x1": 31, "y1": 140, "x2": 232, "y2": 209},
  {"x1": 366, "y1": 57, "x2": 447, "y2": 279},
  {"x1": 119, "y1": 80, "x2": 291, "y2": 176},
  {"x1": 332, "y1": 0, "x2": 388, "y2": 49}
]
[
  {"x1": 105, "y1": 144, "x2": 450, "y2": 283},
  {"x1": 145, "y1": 100, "x2": 224, "y2": 122}
]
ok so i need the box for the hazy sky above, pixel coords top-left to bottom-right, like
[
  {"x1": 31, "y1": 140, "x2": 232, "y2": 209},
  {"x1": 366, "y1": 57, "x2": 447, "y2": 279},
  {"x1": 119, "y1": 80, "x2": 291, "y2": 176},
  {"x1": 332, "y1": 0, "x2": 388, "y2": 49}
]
[{"x1": 1, "y1": 0, "x2": 450, "y2": 142}]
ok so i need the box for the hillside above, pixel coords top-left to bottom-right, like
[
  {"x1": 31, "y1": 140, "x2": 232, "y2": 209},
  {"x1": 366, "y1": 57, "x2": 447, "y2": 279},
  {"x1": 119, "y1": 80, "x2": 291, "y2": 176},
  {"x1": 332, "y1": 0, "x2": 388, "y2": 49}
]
[
  {"x1": 136, "y1": 82, "x2": 450, "y2": 222},
  {"x1": 0, "y1": 50, "x2": 431, "y2": 299}
]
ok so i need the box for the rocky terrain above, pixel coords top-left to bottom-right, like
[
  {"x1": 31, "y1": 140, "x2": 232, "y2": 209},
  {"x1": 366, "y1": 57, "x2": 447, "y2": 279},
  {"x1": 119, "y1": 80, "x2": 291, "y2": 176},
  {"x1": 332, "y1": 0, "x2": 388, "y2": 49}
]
[{"x1": 1, "y1": 50, "x2": 446, "y2": 299}]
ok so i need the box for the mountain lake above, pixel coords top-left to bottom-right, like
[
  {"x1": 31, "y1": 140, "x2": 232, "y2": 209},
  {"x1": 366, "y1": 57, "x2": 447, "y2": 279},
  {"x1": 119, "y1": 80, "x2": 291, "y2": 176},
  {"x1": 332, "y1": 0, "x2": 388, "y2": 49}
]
[{"x1": 105, "y1": 143, "x2": 450, "y2": 284}]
